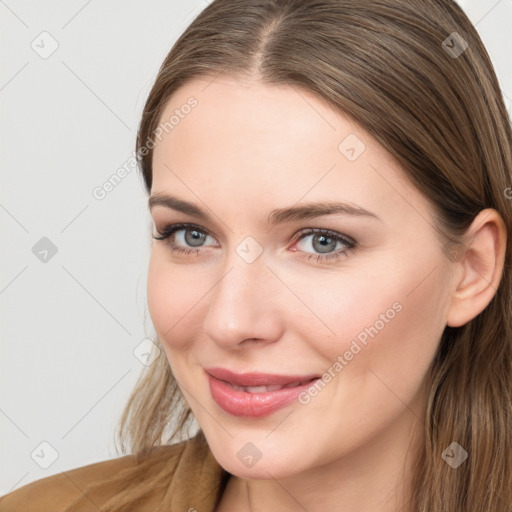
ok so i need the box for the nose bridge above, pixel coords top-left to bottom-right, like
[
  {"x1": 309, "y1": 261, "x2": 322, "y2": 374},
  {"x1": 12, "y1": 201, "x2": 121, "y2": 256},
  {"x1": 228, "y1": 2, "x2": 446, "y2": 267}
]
[{"x1": 213, "y1": 234, "x2": 270, "y2": 305}]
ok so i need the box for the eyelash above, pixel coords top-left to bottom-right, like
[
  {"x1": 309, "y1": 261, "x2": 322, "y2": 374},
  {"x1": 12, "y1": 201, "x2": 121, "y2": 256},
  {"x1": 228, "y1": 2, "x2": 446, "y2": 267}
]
[{"x1": 152, "y1": 223, "x2": 357, "y2": 263}]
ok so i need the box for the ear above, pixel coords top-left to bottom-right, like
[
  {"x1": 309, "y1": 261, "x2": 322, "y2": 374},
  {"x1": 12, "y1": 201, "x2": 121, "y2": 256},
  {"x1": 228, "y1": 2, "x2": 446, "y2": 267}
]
[{"x1": 446, "y1": 208, "x2": 507, "y2": 328}]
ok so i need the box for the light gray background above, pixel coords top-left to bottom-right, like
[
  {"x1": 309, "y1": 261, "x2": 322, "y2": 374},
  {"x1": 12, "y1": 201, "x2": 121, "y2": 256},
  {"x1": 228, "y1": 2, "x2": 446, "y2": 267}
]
[{"x1": 1, "y1": 0, "x2": 511, "y2": 494}]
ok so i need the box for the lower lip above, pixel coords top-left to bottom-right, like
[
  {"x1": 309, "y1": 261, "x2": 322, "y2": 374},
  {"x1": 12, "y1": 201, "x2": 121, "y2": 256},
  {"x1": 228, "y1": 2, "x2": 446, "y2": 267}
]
[{"x1": 207, "y1": 373, "x2": 319, "y2": 417}]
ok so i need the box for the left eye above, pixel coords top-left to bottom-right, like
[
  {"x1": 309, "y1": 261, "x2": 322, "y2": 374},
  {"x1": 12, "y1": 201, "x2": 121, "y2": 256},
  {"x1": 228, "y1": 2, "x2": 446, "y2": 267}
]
[
  {"x1": 153, "y1": 223, "x2": 357, "y2": 263},
  {"x1": 293, "y1": 228, "x2": 356, "y2": 261}
]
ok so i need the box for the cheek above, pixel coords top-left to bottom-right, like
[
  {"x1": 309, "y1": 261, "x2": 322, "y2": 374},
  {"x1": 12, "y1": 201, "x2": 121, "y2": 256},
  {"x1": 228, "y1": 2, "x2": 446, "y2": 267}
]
[
  {"x1": 285, "y1": 268, "x2": 406, "y2": 358},
  {"x1": 368, "y1": 276, "x2": 447, "y2": 394},
  {"x1": 147, "y1": 251, "x2": 203, "y2": 349},
  {"x1": 300, "y1": 256, "x2": 447, "y2": 389},
  {"x1": 323, "y1": 267, "x2": 446, "y2": 405}
]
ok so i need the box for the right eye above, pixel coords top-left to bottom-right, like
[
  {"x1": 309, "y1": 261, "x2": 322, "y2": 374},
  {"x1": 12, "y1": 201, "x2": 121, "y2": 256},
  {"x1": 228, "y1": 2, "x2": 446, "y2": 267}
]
[{"x1": 153, "y1": 223, "x2": 218, "y2": 255}]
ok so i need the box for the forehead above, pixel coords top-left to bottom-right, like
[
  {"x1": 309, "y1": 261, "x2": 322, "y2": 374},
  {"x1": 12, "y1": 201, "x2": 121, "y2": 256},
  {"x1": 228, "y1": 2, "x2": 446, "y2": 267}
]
[{"x1": 150, "y1": 76, "x2": 435, "y2": 230}]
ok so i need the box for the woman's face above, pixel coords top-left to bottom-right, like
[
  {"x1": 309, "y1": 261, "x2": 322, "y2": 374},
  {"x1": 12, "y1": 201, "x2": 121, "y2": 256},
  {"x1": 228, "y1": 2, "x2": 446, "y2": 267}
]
[{"x1": 147, "y1": 75, "x2": 456, "y2": 480}]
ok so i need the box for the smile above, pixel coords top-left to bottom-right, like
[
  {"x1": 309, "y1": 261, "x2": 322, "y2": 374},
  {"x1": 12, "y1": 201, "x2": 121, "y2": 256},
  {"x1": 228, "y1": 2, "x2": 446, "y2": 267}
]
[{"x1": 205, "y1": 367, "x2": 320, "y2": 417}]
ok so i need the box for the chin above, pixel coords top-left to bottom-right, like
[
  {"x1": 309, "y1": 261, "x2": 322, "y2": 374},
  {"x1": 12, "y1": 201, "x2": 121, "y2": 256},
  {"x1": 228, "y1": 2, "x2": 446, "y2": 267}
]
[{"x1": 207, "y1": 436, "x2": 306, "y2": 480}]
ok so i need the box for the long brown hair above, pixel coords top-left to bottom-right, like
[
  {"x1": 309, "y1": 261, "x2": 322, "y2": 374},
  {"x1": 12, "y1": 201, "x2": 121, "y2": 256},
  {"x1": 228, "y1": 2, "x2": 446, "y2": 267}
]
[{"x1": 88, "y1": 1, "x2": 512, "y2": 510}]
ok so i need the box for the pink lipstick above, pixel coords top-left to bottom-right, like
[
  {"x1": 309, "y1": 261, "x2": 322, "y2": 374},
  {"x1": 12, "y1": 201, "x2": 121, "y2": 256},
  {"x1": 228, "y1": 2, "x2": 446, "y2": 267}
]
[{"x1": 205, "y1": 367, "x2": 320, "y2": 417}]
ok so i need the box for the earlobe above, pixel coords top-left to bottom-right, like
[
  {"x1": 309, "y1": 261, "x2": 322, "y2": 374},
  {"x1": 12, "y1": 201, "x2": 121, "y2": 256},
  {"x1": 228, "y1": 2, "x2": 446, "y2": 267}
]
[{"x1": 446, "y1": 208, "x2": 507, "y2": 328}]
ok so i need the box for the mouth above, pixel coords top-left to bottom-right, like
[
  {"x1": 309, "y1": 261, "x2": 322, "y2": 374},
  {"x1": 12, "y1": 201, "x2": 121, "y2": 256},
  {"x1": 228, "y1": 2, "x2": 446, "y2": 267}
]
[
  {"x1": 205, "y1": 367, "x2": 320, "y2": 417},
  {"x1": 205, "y1": 366, "x2": 320, "y2": 387}
]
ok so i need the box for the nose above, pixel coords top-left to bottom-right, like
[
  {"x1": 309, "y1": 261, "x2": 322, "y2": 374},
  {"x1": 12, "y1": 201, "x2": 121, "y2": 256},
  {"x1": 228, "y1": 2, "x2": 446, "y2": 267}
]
[{"x1": 202, "y1": 251, "x2": 284, "y2": 350}]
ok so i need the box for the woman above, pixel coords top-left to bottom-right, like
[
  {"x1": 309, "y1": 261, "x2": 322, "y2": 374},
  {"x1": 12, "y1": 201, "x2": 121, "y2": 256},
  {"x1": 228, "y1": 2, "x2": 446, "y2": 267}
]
[{"x1": 1, "y1": 0, "x2": 511, "y2": 510}]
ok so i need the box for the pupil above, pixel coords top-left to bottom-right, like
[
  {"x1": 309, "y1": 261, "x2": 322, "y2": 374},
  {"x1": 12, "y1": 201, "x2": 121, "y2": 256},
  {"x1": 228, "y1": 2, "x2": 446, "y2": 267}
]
[
  {"x1": 315, "y1": 234, "x2": 335, "y2": 253},
  {"x1": 186, "y1": 229, "x2": 205, "y2": 246}
]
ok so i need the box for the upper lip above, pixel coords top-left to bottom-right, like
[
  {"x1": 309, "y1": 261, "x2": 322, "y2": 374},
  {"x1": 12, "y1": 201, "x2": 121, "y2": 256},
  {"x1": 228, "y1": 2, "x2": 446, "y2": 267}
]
[{"x1": 205, "y1": 367, "x2": 320, "y2": 387}]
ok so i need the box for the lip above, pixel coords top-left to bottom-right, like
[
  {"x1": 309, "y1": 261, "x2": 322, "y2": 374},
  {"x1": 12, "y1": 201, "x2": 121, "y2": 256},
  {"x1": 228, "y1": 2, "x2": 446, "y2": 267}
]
[
  {"x1": 205, "y1": 367, "x2": 320, "y2": 387},
  {"x1": 205, "y1": 367, "x2": 320, "y2": 417}
]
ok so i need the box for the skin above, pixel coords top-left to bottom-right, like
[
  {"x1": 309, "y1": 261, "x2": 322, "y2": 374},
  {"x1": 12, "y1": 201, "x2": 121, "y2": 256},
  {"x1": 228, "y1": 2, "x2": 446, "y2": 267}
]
[{"x1": 147, "y1": 75, "x2": 506, "y2": 512}]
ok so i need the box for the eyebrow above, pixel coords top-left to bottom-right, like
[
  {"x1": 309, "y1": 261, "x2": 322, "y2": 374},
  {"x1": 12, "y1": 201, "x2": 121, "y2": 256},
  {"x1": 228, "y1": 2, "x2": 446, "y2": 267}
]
[{"x1": 148, "y1": 193, "x2": 382, "y2": 225}]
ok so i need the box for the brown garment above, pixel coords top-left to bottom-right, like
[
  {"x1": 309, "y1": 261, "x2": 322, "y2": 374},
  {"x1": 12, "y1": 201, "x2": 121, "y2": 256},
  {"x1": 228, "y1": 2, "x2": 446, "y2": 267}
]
[{"x1": 0, "y1": 430, "x2": 230, "y2": 511}]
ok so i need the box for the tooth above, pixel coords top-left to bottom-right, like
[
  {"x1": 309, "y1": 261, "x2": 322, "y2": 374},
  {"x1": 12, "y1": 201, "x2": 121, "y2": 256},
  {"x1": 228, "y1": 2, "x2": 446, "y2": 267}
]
[
  {"x1": 229, "y1": 383, "x2": 285, "y2": 392},
  {"x1": 245, "y1": 385, "x2": 282, "y2": 392},
  {"x1": 227, "y1": 380, "x2": 316, "y2": 392},
  {"x1": 259, "y1": 385, "x2": 282, "y2": 392},
  {"x1": 247, "y1": 386, "x2": 267, "y2": 393}
]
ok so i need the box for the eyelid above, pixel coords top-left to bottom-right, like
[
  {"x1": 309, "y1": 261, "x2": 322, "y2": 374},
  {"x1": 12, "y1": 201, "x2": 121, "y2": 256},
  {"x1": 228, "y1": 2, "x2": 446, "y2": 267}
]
[
  {"x1": 155, "y1": 224, "x2": 348, "y2": 243},
  {"x1": 293, "y1": 227, "x2": 355, "y2": 245},
  {"x1": 154, "y1": 222, "x2": 215, "y2": 241},
  {"x1": 154, "y1": 222, "x2": 354, "y2": 242}
]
